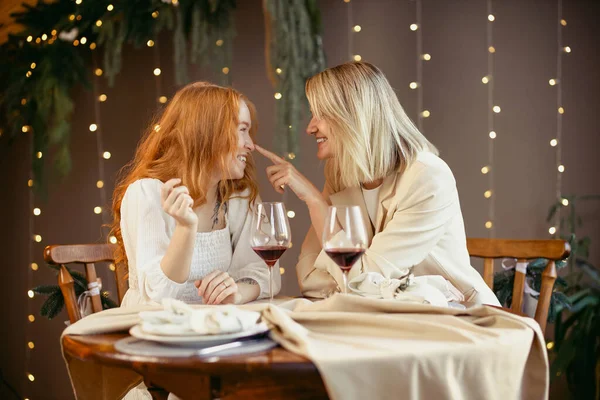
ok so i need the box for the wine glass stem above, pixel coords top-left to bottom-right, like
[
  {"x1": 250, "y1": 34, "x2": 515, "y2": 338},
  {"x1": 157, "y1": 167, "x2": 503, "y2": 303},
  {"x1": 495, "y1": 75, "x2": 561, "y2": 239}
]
[
  {"x1": 268, "y1": 264, "x2": 274, "y2": 303},
  {"x1": 342, "y1": 271, "x2": 349, "y2": 294}
]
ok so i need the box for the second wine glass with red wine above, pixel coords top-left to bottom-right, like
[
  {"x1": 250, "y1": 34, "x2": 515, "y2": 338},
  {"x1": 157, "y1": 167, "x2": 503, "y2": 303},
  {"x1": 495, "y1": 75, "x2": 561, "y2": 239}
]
[
  {"x1": 322, "y1": 205, "x2": 368, "y2": 294},
  {"x1": 250, "y1": 202, "x2": 291, "y2": 303}
]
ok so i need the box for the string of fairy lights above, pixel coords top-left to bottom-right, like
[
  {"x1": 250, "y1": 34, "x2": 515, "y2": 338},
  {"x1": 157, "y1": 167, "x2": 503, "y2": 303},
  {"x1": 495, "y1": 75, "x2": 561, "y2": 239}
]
[
  {"x1": 410, "y1": 0, "x2": 431, "y2": 133},
  {"x1": 548, "y1": 0, "x2": 570, "y2": 237},
  {"x1": 481, "y1": 0, "x2": 498, "y2": 235},
  {"x1": 25, "y1": 128, "x2": 36, "y2": 400}
]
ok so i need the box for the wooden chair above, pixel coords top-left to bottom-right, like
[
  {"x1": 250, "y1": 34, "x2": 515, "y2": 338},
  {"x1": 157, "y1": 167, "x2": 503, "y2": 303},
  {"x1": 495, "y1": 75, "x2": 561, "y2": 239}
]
[
  {"x1": 44, "y1": 244, "x2": 128, "y2": 324},
  {"x1": 467, "y1": 238, "x2": 570, "y2": 333}
]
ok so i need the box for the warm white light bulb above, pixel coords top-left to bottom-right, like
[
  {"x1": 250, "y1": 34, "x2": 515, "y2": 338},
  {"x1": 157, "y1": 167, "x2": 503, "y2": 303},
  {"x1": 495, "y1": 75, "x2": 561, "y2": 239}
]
[
  {"x1": 33, "y1": 208, "x2": 41, "y2": 216},
  {"x1": 31, "y1": 263, "x2": 38, "y2": 271},
  {"x1": 421, "y1": 110, "x2": 430, "y2": 118},
  {"x1": 34, "y1": 235, "x2": 42, "y2": 242},
  {"x1": 410, "y1": 23, "x2": 418, "y2": 31},
  {"x1": 409, "y1": 82, "x2": 418, "y2": 89},
  {"x1": 94, "y1": 206, "x2": 102, "y2": 214},
  {"x1": 274, "y1": 92, "x2": 282, "y2": 100},
  {"x1": 280, "y1": 267, "x2": 285, "y2": 275},
  {"x1": 558, "y1": 165, "x2": 565, "y2": 172},
  {"x1": 549, "y1": 79, "x2": 557, "y2": 86},
  {"x1": 353, "y1": 25, "x2": 361, "y2": 32},
  {"x1": 153, "y1": 68, "x2": 161, "y2": 76},
  {"x1": 89, "y1": 124, "x2": 98, "y2": 132},
  {"x1": 481, "y1": 166, "x2": 490, "y2": 174},
  {"x1": 484, "y1": 190, "x2": 492, "y2": 198},
  {"x1": 422, "y1": 53, "x2": 431, "y2": 61},
  {"x1": 97, "y1": 180, "x2": 104, "y2": 188},
  {"x1": 353, "y1": 55, "x2": 362, "y2": 61},
  {"x1": 482, "y1": 76, "x2": 490, "y2": 84},
  {"x1": 489, "y1": 131, "x2": 497, "y2": 139},
  {"x1": 28, "y1": 290, "x2": 34, "y2": 298},
  {"x1": 558, "y1": 107, "x2": 565, "y2": 114},
  {"x1": 99, "y1": 94, "x2": 107, "y2": 102},
  {"x1": 485, "y1": 221, "x2": 493, "y2": 229},
  {"x1": 147, "y1": 40, "x2": 154, "y2": 47},
  {"x1": 158, "y1": 96, "x2": 167, "y2": 104},
  {"x1": 550, "y1": 139, "x2": 558, "y2": 147},
  {"x1": 493, "y1": 105, "x2": 501, "y2": 113},
  {"x1": 561, "y1": 198, "x2": 569, "y2": 206},
  {"x1": 222, "y1": 67, "x2": 229, "y2": 74},
  {"x1": 549, "y1": 226, "x2": 557, "y2": 234},
  {"x1": 107, "y1": 4, "x2": 114, "y2": 11},
  {"x1": 287, "y1": 210, "x2": 296, "y2": 218},
  {"x1": 109, "y1": 235, "x2": 117, "y2": 244},
  {"x1": 103, "y1": 151, "x2": 111, "y2": 159},
  {"x1": 488, "y1": 14, "x2": 495, "y2": 21},
  {"x1": 563, "y1": 46, "x2": 571, "y2": 53}
]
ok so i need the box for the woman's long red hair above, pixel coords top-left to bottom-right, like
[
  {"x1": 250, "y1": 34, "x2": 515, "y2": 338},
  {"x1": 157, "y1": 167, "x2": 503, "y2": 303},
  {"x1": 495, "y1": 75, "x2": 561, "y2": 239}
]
[{"x1": 110, "y1": 82, "x2": 259, "y2": 267}]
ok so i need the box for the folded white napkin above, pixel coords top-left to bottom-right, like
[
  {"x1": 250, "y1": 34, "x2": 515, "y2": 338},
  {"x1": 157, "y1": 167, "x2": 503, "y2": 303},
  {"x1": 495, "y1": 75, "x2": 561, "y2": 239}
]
[
  {"x1": 348, "y1": 272, "x2": 465, "y2": 307},
  {"x1": 138, "y1": 298, "x2": 261, "y2": 336}
]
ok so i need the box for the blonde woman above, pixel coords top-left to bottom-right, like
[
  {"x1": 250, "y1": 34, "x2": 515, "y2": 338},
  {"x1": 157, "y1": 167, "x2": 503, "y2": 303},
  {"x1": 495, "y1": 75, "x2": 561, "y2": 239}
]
[
  {"x1": 111, "y1": 82, "x2": 281, "y2": 308},
  {"x1": 256, "y1": 62, "x2": 499, "y2": 305}
]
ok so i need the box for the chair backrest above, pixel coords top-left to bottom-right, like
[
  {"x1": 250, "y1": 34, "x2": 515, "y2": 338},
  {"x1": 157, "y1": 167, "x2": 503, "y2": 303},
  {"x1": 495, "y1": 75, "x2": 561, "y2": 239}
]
[
  {"x1": 44, "y1": 244, "x2": 128, "y2": 323},
  {"x1": 467, "y1": 238, "x2": 570, "y2": 333}
]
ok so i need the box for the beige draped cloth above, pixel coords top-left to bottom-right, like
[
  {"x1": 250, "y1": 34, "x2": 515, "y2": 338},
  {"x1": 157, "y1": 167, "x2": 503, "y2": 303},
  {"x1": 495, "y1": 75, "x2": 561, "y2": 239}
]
[{"x1": 62, "y1": 296, "x2": 548, "y2": 400}]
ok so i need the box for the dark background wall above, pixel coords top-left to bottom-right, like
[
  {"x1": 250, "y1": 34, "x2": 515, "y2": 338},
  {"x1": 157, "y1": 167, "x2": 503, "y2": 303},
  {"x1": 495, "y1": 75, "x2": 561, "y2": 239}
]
[{"x1": 2, "y1": 1, "x2": 599, "y2": 398}]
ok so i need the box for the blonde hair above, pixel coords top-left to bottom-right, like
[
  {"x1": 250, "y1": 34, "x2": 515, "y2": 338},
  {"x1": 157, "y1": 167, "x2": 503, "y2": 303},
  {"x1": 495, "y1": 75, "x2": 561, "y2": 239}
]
[
  {"x1": 110, "y1": 82, "x2": 259, "y2": 267},
  {"x1": 305, "y1": 61, "x2": 438, "y2": 191}
]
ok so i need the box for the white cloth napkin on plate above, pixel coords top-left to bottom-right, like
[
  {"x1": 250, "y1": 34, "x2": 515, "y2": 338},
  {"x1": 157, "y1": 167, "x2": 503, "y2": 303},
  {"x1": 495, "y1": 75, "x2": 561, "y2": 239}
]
[
  {"x1": 348, "y1": 272, "x2": 465, "y2": 307},
  {"x1": 139, "y1": 298, "x2": 261, "y2": 336}
]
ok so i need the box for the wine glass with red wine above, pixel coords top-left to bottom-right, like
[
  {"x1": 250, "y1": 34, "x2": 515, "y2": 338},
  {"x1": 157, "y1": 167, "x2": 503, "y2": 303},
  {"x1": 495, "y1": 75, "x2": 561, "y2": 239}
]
[
  {"x1": 250, "y1": 202, "x2": 291, "y2": 302},
  {"x1": 322, "y1": 205, "x2": 368, "y2": 294}
]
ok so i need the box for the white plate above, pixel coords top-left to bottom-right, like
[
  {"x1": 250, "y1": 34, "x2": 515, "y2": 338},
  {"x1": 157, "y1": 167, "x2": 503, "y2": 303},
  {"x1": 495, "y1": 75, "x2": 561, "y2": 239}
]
[{"x1": 129, "y1": 322, "x2": 270, "y2": 347}]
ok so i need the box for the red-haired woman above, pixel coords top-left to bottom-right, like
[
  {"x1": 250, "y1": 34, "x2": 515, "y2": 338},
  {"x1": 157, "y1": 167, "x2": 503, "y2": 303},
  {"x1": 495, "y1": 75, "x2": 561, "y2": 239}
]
[{"x1": 111, "y1": 82, "x2": 280, "y2": 307}]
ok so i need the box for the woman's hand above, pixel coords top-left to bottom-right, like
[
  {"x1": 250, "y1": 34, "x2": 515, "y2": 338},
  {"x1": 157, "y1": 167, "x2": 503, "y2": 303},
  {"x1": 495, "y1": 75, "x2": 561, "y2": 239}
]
[
  {"x1": 195, "y1": 271, "x2": 240, "y2": 305},
  {"x1": 161, "y1": 178, "x2": 198, "y2": 228},
  {"x1": 255, "y1": 145, "x2": 321, "y2": 204}
]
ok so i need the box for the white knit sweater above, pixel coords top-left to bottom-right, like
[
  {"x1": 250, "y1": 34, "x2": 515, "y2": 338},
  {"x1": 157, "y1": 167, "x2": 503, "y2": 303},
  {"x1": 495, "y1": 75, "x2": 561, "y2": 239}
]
[{"x1": 119, "y1": 178, "x2": 281, "y2": 306}]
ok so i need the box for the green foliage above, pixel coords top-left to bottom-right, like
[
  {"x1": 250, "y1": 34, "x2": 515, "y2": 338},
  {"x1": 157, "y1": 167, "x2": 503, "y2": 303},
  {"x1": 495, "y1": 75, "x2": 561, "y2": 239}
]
[
  {"x1": 0, "y1": 0, "x2": 236, "y2": 193},
  {"x1": 263, "y1": 0, "x2": 326, "y2": 159},
  {"x1": 32, "y1": 265, "x2": 117, "y2": 320}
]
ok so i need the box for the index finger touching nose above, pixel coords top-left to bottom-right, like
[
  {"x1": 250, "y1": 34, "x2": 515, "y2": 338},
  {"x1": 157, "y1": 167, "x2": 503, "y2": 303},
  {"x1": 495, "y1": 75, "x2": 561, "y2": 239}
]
[{"x1": 255, "y1": 145, "x2": 284, "y2": 165}]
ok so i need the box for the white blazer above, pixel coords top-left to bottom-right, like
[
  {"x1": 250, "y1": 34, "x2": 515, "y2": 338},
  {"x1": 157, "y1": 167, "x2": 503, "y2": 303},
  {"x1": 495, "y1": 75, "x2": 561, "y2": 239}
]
[{"x1": 296, "y1": 152, "x2": 500, "y2": 306}]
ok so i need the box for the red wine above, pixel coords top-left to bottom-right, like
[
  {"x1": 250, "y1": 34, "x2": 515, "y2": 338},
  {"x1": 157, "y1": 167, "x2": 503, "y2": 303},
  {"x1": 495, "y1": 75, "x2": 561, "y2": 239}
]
[
  {"x1": 252, "y1": 246, "x2": 288, "y2": 267},
  {"x1": 325, "y1": 248, "x2": 365, "y2": 271}
]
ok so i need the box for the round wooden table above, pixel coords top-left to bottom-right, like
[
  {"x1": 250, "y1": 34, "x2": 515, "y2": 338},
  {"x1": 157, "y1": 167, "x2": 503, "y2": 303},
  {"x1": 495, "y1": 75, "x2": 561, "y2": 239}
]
[{"x1": 62, "y1": 332, "x2": 329, "y2": 400}]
